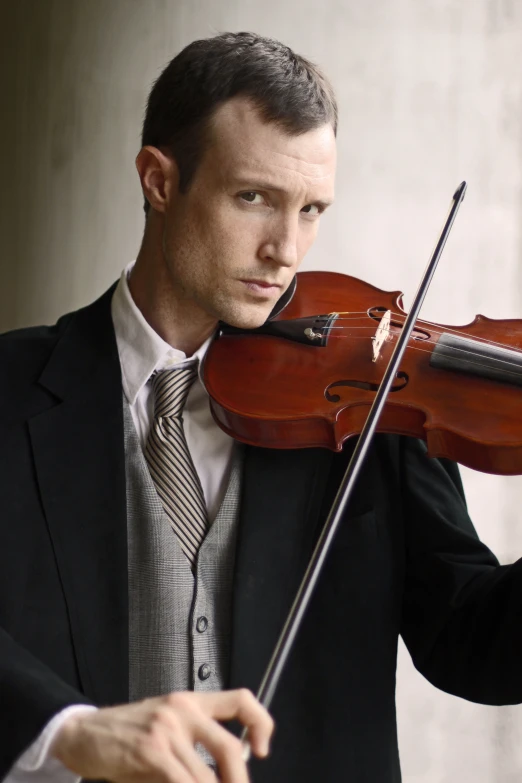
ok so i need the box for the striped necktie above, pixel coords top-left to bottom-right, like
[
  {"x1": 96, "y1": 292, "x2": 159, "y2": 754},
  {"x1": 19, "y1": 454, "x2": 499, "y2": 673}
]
[{"x1": 144, "y1": 364, "x2": 209, "y2": 571}]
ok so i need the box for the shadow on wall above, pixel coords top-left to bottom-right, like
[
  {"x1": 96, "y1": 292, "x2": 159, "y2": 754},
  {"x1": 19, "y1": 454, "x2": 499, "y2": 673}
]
[{"x1": 0, "y1": 0, "x2": 145, "y2": 333}]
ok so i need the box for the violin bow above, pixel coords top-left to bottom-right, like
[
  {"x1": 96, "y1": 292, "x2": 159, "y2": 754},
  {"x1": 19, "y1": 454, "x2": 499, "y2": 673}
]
[{"x1": 241, "y1": 180, "x2": 468, "y2": 759}]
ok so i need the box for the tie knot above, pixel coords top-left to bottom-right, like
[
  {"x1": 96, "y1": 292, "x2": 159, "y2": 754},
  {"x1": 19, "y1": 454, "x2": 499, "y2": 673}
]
[{"x1": 151, "y1": 364, "x2": 198, "y2": 418}]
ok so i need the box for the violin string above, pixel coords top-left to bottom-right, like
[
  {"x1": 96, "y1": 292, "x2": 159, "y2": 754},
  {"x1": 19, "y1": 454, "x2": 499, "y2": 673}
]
[
  {"x1": 399, "y1": 341, "x2": 522, "y2": 381},
  {"x1": 323, "y1": 323, "x2": 522, "y2": 362},
  {"x1": 326, "y1": 325, "x2": 522, "y2": 361},
  {"x1": 327, "y1": 329, "x2": 522, "y2": 372},
  {"x1": 314, "y1": 312, "x2": 522, "y2": 356},
  {"x1": 389, "y1": 312, "x2": 522, "y2": 354},
  {"x1": 324, "y1": 332, "x2": 522, "y2": 380},
  {"x1": 325, "y1": 325, "x2": 522, "y2": 369}
]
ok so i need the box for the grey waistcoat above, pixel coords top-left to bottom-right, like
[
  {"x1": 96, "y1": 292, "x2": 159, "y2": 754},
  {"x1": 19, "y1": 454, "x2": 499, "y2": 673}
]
[{"x1": 123, "y1": 397, "x2": 242, "y2": 702}]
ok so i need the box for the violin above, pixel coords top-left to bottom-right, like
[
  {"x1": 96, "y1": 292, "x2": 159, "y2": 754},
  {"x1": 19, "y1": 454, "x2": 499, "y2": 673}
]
[{"x1": 203, "y1": 269, "x2": 522, "y2": 476}]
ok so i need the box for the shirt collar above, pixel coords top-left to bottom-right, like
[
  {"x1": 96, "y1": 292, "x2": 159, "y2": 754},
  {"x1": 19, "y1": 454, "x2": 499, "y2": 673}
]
[{"x1": 111, "y1": 262, "x2": 213, "y2": 406}]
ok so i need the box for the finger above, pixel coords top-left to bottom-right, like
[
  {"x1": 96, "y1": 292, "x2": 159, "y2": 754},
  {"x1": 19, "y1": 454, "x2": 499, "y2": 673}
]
[
  {"x1": 149, "y1": 753, "x2": 197, "y2": 783},
  {"x1": 168, "y1": 734, "x2": 218, "y2": 783},
  {"x1": 194, "y1": 720, "x2": 249, "y2": 783},
  {"x1": 197, "y1": 689, "x2": 274, "y2": 757}
]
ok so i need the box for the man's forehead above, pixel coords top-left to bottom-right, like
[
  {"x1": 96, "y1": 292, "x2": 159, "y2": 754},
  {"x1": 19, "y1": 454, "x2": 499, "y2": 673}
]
[{"x1": 208, "y1": 97, "x2": 337, "y2": 180}]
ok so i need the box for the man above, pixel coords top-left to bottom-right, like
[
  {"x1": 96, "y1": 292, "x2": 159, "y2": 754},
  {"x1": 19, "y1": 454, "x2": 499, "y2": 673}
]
[{"x1": 1, "y1": 31, "x2": 522, "y2": 783}]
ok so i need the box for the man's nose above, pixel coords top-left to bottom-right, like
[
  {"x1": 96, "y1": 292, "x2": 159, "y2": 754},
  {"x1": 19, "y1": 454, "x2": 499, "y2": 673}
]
[{"x1": 259, "y1": 216, "x2": 299, "y2": 268}]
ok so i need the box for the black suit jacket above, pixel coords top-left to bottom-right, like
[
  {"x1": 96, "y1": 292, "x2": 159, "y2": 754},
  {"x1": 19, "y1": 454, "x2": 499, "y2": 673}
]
[{"x1": 2, "y1": 286, "x2": 522, "y2": 782}]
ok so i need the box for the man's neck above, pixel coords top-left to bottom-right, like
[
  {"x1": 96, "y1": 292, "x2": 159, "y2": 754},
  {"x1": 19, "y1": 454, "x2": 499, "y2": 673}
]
[{"x1": 128, "y1": 249, "x2": 217, "y2": 358}]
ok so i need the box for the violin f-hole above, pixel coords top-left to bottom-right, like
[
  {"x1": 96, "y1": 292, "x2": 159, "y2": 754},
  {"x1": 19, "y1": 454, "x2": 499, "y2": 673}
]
[{"x1": 324, "y1": 372, "x2": 409, "y2": 403}]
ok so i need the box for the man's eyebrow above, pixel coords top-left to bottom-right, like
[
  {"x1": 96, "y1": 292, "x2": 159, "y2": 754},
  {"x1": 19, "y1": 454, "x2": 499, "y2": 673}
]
[{"x1": 232, "y1": 178, "x2": 334, "y2": 208}]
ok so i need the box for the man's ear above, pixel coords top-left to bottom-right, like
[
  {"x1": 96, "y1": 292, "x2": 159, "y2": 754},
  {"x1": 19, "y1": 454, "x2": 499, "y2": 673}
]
[{"x1": 135, "y1": 146, "x2": 179, "y2": 213}]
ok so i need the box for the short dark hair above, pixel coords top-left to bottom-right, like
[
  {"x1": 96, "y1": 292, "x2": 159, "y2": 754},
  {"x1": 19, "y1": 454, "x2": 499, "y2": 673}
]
[{"x1": 141, "y1": 31, "x2": 338, "y2": 213}]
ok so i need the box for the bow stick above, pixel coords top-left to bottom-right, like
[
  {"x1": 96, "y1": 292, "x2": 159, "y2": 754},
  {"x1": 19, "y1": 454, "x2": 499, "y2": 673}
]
[{"x1": 241, "y1": 180, "x2": 468, "y2": 760}]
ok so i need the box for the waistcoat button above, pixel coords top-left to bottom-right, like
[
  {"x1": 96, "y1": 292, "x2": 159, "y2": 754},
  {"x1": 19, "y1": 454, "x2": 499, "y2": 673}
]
[
  {"x1": 198, "y1": 663, "x2": 212, "y2": 681},
  {"x1": 196, "y1": 616, "x2": 208, "y2": 633}
]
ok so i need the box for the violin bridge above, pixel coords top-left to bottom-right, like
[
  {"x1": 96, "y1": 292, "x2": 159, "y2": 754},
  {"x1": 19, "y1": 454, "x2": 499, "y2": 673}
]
[{"x1": 372, "y1": 309, "x2": 392, "y2": 362}]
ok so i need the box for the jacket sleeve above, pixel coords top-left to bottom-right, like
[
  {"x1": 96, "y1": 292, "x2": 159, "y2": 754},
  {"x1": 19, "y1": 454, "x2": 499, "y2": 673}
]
[
  {"x1": 400, "y1": 436, "x2": 522, "y2": 706},
  {"x1": 0, "y1": 626, "x2": 94, "y2": 779}
]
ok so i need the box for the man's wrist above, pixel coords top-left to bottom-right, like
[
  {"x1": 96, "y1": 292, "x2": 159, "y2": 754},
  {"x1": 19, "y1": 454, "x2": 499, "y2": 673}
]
[{"x1": 17, "y1": 705, "x2": 98, "y2": 772}]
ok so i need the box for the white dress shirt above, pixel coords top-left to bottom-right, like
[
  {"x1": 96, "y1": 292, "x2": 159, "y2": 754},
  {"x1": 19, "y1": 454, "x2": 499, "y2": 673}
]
[
  {"x1": 8, "y1": 263, "x2": 235, "y2": 781},
  {"x1": 112, "y1": 262, "x2": 235, "y2": 521}
]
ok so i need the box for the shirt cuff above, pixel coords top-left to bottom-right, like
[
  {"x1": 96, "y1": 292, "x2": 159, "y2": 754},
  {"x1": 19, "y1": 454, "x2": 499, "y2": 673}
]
[{"x1": 13, "y1": 704, "x2": 98, "y2": 777}]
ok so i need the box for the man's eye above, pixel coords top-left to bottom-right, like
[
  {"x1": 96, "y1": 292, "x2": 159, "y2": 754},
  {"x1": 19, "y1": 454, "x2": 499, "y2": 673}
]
[
  {"x1": 301, "y1": 204, "x2": 321, "y2": 216},
  {"x1": 240, "y1": 192, "x2": 263, "y2": 205}
]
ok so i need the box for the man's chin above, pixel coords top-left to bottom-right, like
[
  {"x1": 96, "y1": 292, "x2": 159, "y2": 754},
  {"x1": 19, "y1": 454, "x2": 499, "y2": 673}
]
[{"x1": 220, "y1": 304, "x2": 273, "y2": 330}]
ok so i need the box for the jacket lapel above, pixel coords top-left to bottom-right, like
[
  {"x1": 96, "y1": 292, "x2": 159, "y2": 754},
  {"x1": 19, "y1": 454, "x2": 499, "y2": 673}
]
[
  {"x1": 28, "y1": 287, "x2": 129, "y2": 707},
  {"x1": 229, "y1": 443, "x2": 334, "y2": 695}
]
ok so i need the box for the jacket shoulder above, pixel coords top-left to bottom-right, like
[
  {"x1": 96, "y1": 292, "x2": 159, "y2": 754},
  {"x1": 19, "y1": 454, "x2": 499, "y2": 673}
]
[
  {"x1": 0, "y1": 313, "x2": 74, "y2": 387},
  {"x1": 0, "y1": 284, "x2": 117, "y2": 388}
]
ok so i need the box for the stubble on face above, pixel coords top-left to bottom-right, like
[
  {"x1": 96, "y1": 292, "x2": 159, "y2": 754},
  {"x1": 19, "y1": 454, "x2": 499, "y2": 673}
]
[{"x1": 161, "y1": 190, "x2": 252, "y2": 327}]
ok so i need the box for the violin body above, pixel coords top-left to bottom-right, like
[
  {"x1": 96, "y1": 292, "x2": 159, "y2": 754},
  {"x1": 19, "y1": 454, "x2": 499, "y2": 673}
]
[{"x1": 203, "y1": 271, "x2": 522, "y2": 475}]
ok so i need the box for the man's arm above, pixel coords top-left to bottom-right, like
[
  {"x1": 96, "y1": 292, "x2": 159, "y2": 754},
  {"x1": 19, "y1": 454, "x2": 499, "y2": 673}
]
[
  {"x1": 7, "y1": 706, "x2": 96, "y2": 783},
  {"x1": 400, "y1": 436, "x2": 522, "y2": 705},
  {"x1": 0, "y1": 625, "x2": 273, "y2": 783},
  {"x1": 0, "y1": 626, "x2": 94, "y2": 778}
]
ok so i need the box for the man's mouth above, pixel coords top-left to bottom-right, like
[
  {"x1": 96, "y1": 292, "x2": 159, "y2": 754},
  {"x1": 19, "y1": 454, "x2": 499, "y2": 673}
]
[{"x1": 239, "y1": 279, "x2": 283, "y2": 295}]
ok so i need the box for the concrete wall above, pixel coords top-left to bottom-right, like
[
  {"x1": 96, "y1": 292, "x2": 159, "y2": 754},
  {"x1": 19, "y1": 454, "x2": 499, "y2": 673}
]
[{"x1": 2, "y1": 1, "x2": 522, "y2": 779}]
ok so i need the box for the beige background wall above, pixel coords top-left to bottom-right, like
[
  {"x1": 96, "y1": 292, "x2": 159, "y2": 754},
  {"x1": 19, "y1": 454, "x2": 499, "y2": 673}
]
[{"x1": 2, "y1": 1, "x2": 522, "y2": 780}]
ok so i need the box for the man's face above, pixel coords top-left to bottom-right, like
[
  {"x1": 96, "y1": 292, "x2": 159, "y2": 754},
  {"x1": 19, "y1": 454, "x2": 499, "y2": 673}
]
[{"x1": 162, "y1": 96, "x2": 336, "y2": 328}]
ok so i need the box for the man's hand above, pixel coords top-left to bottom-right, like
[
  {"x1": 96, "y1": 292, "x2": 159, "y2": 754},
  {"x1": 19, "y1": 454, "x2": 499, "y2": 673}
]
[{"x1": 50, "y1": 689, "x2": 274, "y2": 783}]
